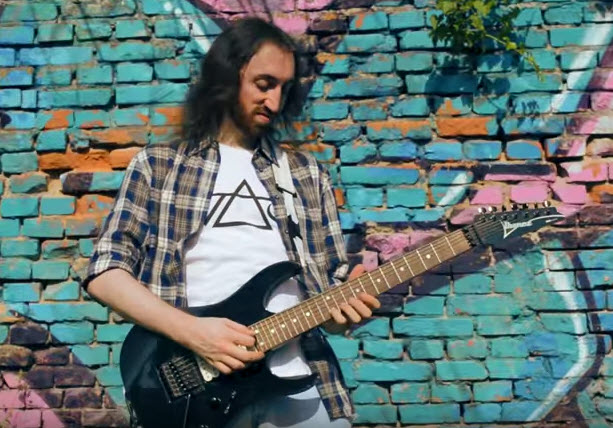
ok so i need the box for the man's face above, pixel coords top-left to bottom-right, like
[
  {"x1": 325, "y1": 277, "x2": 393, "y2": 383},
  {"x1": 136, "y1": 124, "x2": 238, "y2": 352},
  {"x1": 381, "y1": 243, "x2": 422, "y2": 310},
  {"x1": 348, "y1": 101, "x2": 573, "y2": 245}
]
[{"x1": 233, "y1": 42, "x2": 296, "y2": 138}]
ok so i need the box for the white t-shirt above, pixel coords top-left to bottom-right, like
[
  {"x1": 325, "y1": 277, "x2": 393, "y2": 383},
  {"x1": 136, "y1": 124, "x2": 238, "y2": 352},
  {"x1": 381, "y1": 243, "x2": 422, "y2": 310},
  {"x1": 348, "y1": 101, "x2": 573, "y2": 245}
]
[{"x1": 184, "y1": 143, "x2": 311, "y2": 378}]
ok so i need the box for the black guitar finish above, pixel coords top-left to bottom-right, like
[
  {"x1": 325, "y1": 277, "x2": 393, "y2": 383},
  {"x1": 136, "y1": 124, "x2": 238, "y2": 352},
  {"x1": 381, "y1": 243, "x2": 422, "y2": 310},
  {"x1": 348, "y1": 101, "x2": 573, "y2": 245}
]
[{"x1": 120, "y1": 261, "x2": 316, "y2": 428}]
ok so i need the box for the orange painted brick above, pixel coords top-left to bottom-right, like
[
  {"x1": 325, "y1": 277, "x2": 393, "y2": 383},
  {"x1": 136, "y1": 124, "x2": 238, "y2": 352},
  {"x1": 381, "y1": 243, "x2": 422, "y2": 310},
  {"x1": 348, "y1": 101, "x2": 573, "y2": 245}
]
[
  {"x1": 109, "y1": 147, "x2": 141, "y2": 169},
  {"x1": 436, "y1": 117, "x2": 498, "y2": 137}
]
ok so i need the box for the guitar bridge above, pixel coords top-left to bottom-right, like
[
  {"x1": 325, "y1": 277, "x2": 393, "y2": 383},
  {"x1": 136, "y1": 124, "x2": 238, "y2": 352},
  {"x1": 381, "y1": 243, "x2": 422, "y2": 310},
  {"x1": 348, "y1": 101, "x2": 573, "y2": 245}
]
[{"x1": 159, "y1": 355, "x2": 207, "y2": 400}]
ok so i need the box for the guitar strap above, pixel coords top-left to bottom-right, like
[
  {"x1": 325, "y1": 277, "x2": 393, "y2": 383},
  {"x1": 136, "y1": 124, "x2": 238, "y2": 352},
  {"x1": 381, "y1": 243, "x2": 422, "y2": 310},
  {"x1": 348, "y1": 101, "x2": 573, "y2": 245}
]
[{"x1": 271, "y1": 146, "x2": 307, "y2": 270}]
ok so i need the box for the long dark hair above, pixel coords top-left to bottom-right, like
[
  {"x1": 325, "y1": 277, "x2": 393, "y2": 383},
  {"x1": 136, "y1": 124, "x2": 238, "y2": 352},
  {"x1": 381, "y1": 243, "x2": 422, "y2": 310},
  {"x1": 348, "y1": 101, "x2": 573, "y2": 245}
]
[{"x1": 182, "y1": 18, "x2": 306, "y2": 149}]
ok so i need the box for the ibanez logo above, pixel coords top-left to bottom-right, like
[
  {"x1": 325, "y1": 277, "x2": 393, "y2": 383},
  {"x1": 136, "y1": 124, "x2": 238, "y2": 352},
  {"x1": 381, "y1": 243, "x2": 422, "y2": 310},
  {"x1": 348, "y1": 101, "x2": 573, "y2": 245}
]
[{"x1": 501, "y1": 215, "x2": 561, "y2": 239}]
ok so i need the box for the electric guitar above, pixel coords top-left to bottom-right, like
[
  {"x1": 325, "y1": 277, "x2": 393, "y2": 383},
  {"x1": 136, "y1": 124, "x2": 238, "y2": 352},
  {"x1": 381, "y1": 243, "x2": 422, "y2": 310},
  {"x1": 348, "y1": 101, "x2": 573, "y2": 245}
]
[{"x1": 120, "y1": 204, "x2": 563, "y2": 428}]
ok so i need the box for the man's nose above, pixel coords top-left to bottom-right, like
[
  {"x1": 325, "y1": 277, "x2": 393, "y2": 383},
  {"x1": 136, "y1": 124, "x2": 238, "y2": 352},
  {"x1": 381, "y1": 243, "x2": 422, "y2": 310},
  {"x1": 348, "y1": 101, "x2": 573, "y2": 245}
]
[{"x1": 264, "y1": 87, "x2": 282, "y2": 113}]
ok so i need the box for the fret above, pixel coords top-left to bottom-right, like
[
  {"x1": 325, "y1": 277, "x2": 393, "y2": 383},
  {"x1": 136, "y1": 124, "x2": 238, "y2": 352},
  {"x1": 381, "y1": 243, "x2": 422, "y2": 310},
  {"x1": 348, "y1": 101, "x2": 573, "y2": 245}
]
[
  {"x1": 285, "y1": 309, "x2": 299, "y2": 337},
  {"x1": 269, "y1": 317, "x2": 283, "y2": 347},
  {"x1": 430, "y1": 242, "x2": 442, "y2": 263},
  {"x1": 367, "y1": 271, "x2": 380, "y2": 294},
  {"x1": 300, "y1": 306, "x2": 314, "y2": 330},
  {"x1": 290, "y1": 308, "x2": 306, "y2": 334},
  {"x1": 353, "y1": 279, "x2": 365, "y2": 296},
  {"x1": 444, "y1": 236, "x2": 456, "y2": 256},
  {"x1": 390, "y1": 261, "x2": 403, "y2": 283},
  {"x1": 277, "y1": 312, "x2": 290, "y2": 341},
  {"x1": 255, "y1": 321, "x2": 271, "y2": 351},
  {"x1": 312, "y1": 298, "x2": 326, "y2": 323},
  {"x1": 321, "y1": 292, "x2": 332, "y2": 313},
  {"x1": 416, "y1": 249, "x2": 428, "y2": 270},
  {"x1": 401, "y1": 256, "x2": 415, "y2": 277},
  {"x1": 348, "y1": 285, "x2": 357, "y2": 298},
  {"x1": 380, "y1": 270, "x2": 391, "y2": 289}
]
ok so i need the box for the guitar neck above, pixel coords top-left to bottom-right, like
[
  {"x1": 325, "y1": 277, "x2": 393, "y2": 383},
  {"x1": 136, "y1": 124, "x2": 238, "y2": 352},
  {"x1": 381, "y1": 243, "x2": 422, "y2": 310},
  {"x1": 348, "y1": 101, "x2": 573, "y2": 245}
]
[{"x1": 251, "y1": 228, "x2": 473, "y2": 352}]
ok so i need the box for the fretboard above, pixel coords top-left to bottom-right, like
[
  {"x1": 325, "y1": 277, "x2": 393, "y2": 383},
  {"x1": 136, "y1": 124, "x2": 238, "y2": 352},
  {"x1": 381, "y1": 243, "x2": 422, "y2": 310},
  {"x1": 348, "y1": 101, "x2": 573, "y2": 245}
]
[{"x1": 250, "y1": 228, "x2": 472, "y2": 352}]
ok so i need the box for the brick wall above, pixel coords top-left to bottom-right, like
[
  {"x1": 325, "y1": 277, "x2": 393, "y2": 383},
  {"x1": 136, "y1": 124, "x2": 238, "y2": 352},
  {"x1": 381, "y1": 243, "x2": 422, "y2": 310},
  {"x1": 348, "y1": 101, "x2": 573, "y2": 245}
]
[{"x1": 0, "y1": 0, "x2": 612, "y2": 426}]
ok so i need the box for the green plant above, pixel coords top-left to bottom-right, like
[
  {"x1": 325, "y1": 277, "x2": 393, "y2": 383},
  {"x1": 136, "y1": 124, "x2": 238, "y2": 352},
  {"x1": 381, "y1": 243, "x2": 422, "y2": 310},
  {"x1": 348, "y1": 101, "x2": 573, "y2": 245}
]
[{"x1": 430, "y1": 0, "x2": 541, "y2": 75}]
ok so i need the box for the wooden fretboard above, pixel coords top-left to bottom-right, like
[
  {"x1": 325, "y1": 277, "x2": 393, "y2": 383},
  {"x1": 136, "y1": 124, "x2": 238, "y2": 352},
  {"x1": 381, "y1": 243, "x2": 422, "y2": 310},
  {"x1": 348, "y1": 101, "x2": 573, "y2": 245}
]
[{"x1": 251, "y1": 229, "x2": 472, "y2": 352}]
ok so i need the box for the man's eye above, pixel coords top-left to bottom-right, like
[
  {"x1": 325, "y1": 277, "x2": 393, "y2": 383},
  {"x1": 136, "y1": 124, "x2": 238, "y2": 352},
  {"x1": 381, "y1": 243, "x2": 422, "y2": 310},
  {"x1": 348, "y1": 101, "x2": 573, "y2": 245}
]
[{"x1": 256, "y1": 81, "x2": 270, "y2": 91}]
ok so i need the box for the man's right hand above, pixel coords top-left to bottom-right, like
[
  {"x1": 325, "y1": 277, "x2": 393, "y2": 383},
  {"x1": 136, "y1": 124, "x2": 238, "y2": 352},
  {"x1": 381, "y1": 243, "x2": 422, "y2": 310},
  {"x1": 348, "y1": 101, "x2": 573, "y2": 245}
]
[{"x1": 180, "y1": 317, "x2": 265, "y2": 375}]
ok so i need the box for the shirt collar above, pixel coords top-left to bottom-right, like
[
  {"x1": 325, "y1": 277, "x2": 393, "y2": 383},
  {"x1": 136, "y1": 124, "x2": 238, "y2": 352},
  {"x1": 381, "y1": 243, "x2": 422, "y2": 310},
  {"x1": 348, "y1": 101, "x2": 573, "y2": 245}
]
[{"x1": 190, "y1": 134, "x2": 279, "y2": 166}]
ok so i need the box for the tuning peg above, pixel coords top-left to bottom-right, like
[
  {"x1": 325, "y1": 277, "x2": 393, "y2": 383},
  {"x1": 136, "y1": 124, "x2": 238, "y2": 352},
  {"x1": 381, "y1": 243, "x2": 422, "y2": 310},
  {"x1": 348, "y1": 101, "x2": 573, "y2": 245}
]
[
  {"x1": 543, "y1": 201, "x2": 550, "y2": 208},
  {"x1": 478, "y1": 207, "x2": 486, "y2": 214},
  {"x1": 511, "y1": 203, "x2": 519, "y2": 210},
  {"x1": 501, "y1": 206, "x2": 507, "y2": 211},
  {"x1": 521, "y1": 204, "x2": 529, "y2": 210}
]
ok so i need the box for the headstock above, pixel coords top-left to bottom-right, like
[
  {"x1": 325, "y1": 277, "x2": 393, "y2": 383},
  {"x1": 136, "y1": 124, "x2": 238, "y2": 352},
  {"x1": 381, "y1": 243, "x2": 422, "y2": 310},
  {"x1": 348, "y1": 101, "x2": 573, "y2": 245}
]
[{"x1": 468, "y1": 202, "x2": 564, "y2": 246}]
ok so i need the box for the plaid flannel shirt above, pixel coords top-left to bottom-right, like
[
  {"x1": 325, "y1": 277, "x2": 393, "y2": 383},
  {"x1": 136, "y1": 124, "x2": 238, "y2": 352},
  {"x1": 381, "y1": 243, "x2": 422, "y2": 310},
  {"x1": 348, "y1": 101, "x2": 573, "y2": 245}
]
[{"x1": 84, "y1": 137, "x2": 354, "y2": 420}]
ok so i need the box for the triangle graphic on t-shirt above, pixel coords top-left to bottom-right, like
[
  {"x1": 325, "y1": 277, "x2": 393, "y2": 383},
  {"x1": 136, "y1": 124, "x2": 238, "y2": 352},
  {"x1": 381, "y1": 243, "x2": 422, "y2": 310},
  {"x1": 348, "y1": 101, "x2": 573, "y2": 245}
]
[{"x1": 208, "y1": 179, "x2": 273, "y2": 230}]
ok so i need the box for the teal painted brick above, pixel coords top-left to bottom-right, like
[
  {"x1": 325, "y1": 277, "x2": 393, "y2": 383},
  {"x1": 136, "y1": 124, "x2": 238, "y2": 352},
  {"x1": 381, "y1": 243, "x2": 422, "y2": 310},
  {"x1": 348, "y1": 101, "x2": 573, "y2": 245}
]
[
  {"x1": 107, "y1": 387, "x2": 126, "y2": 406},
  {"x1": 430, "y1": 185, "x2": 467, "y2": 206},
  {"x1": 71, "y1": 344, "x2": 109, "y2": 365},
  {"x1": 76, "y1": 65, "x2": 113, "y2": 85},
  {"x1": 21, "y1": 90, "x2": 36, "y2": 109},
  {"x1": 29, "y1": 302, "x2": 107, "y2": 322},
  {"x1": 476, "y1": 53, "x2": 517, "y2": 73},
  {"x1": 32, "y1": 260, "x2": 70, "y2": 280},
  {"x1": 0, "y1": 258, "x2": 32, "y2": 279},
  {"x1": 463, "y1": 140, "x2": 502, "y2": 160},
  {"x1": 474, "y1": 381, "x2": 512, "y2": 402},
  {"x1": 112, "y1": 107, "x2": 149, "y2": 126},
  {"x1": 96, "y1": 365, "x2": 122, "y2": 386},
  {"x1": 544, "y1": 4, "x2": 583, "y2": 24},
  {"x1": 37, "y1": 24, "x2": 74, "y2": 42},
  {"x1": 76, "y1": 21, "x2": 112, "y2": 41},
  {"x1": 367, "y1": 120, "x2": 431, "y2": 140},
  {"x1": 3, "y1": 111, "x2": 36, "y2": 129},
  {"x1": 1, "y1": 196, "x2": 38, "y2": 217},
  {"x1": 399, "y1": 404, "x2": 460, "y2": 424},
  {"x1": 387, "y1": 188, "x2": 426, "y2": 208},
  {"x1": 352, "y1": 318, "x2": 390, "y2": 338},
  {"x1": 512, "y1": 94, "x2": 553, "y2": 114},
  {"x1": 363, "y1": 340, "x2": 403, "y2": 359},
  {"x1": 154, "y1": 19, "x2": 190, "y2": 38},
  {"x1": 116, "y1": 20, "x2": 149, "y2": 39},
  {"x1": 357, "y1": 208, "x2": 410, "y2": 223},
  {"x1": 0, "y1": 89, "x2": 21, "y2": 108},
  {"x1": 42, "y1": 240, "x2": 79, "y2": 259},
  {"x1": 97, "y1": 324, "x2": 133, "y2": 342},
  {"x1": 61, "y1": 0, "x2": 136, "y2": 17},
  {"x1": 336, "y1": 35, "x2": 396, "y2": 53},
  {"x1": 0, "y1": 133, "x2": 33, "y2": 153},
  {"x1": 476, "y1": 316, "x2": 535, "y2": 336},
  {"x1": 79, "y1": 239, "x2": 95, "y2": 257},
  {"x1": 0, "y1": 68, "x2": 33, "y2": 87},
  {"x1": 380, "y1": 142, "x2": 418, "y2": 161},
  {"x1": 64, "y1": 217, "x2": 98, "y2": 237},
  {"x1": 352, "y1": 384, "x2": 389, "y2": 404},
  {"x1": 340, "y1": 143, "x2": 376, "y2": 163},
  {"x1": 22, "y1": 218, "x2": 64, "y2": 238},
  {"x1": 398, "y1": 30, "x2": 437, "y2": 49},
  {"x1": 9, "y1": 173, "x2": 47, "y2": 193},
  {"x1": 328, "y1": 337, "x2": 359, "y2": 359},
  {"x1": 513, "y1": 7, "x2": 543, "y2": 26},
  {"x1": 550, "y1": 25, "x2": 613, "y2": 47},
  {"x1": 320, "y1": 56, "x2": 350, "y2": 75},
  {"x1": 19, "y1": 47, "x2": 93, "y2": 66},
  {"x1": 341, "y1": 167, "x2": 419, "y2": 185},
  {"x1": 1, "y1": 3, "x2": 58, "y2": 21},
  {"x1": 464, "y1": 403, "x2": 502, "y2": 423},
  {"x1": 354, "y1": 361, "x2": 432, "y2": 381},
  {"x1": 409, "y1": 340, "x2": 444, "y2": 360},
  {"x1": 328, "y1": 76, "x2": 403, "y2": 98},
  {"x1": 502, "y1": 116, "x2": 565, "y2": 136},
  {"x1": 311, "y1": 101, "x2": 349, "y2": 120},
  {"x1": 473, "y1": 94, "x2": 509, "y2": 115},
  {"x1": 43, "y1": 281, "x2": 80, "y2": 301},
  {"x1": 0, "y1": 326, "x2": 7, "y2": 343},
  {"x1": 395, "y1": 53, "x2": 433, "y2": 72},
  {"x1": 454, "y1": 273, "x2": 491, "y2": 294},
  {"x1": 447, "y1": 339, "x2": 488, "y2": 359},
  {"x1": 3, "y1": 282, "x2": 40, "y2": 302},
  {"x1": 353, "y1": 54, "x2": 394, "y2": 74},
  {"x1": 390, "y1": 97, "x2": 429, "y2": 117},
  {"x1": 40, "y1": 197, "x2": 75, "y2": 215},
  {"x1": 0, "y1": 49, "x2": 16, "y2": 66},
  {"x1": 116, "y1": 83, "x2": 188, "y2": 104},
  {"x1": 349, "y1": 11, "x2": 388, "y2": 31},
  {"x1": 506, "y1": 140, "x2": 543, "y2": 159},
  {"x1": 433, "y1": 96, "x2": 472, "y2": 115},
  {"x1": 116, "y1": 63, "x2": 154, "y2": 83},
  {"x1": 74, "y1": 110, "x2": 111, "y2": 128},
  {"x1": 0, "y1": 27, "x2": 34, "y2": 45},
  {"x1": 38, "y1": 89, "x2": 112, "y2": 108},
  {"x1": 36, "y1": 129, "x2": 67, "y2": 152},
  {"x1": 404, "y1": 296, "x2": 444, "y2": 315},
  {"x1": 390, "y1": 383, "x2": 429, "y2": 403},
  {"x1": 436, "y1": 360, "x2": 487, "y2": 381},
  {"x1": 431, "y1": 383, "x2": 471, "y2": 402},
  {"x1": 486, "y1": 358, "x2": 546, "y2": 380},
  {"x1": 154, "y1": 61, "x2": 191, "y2": 80},
  {"x1": 389, "y1": 11, "x2": 425, "y2": 30},
  {"x1": 50, "y1": 322, "x2": 94, "y2": 344},
  {"x1": 98, "y1": 41, "x2": 176, "y2": 61},
  {"x1": 521, "y1": 30, "x2": 548, "y2": 48},
  {"x1": 560, "y1": 51, "x2": 598, "y2": 71},
  {"x1": 393, "y1": 317, "x2": 473, "y2": 337},
  {"x1": 519, "y1": 49, "x2": 557, "y2": 72},
  {"x1": 353, "y1": 405, "x2": 397, "y2": 424},
  {"x1": 501, "y1": 401, "x2": 541, "y2": 422},
  {"x1": 0, "y1": 219, "x2": 20, "y2": 238},
  {"x1": 424, "y1": 142, "x2": 463, "y2": 160},
  {"x1": 345, "y1": 188, "x2": 382, "y2": 208},
  {"x1": 36, "y1": 111, "x2": 74, "y2": 129},
  {"x1": 1, "y1": 238, "x2": 39, "y2": 258},
  {"x1": 142, "y1": 0, "x2": 200, "y2": 14},
  {"x1": 1, "y1": 152, "x2": 38, "y2": 174},
  {"x1": 406, "y1": 74, "x2": 479, "y2": 94},
  {"x1": 448, "y1": 295, "x2": 521, "y2": 315},
  {"x1": 339, "y1": 360, "x2": 357, "y2": 387},
  {"x1": 88, "y1": 171, "x2": 125, "y2": 191},
  {"x1": 351, "y1": 102, "x2": 386, "y2": 121},
  {"x1": 541, "y1": 313, "x2": 587, "y2": 334},
  {"x1": 494, "y1": 73, "x2": 562, "y2": 93}
]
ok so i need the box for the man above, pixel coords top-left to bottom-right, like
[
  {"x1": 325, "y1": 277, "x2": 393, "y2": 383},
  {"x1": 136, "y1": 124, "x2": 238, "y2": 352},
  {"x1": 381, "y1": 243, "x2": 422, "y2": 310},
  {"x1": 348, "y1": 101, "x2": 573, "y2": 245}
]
[{"x1": 84, "y1": 18, "x2": 380, "y2": 428}]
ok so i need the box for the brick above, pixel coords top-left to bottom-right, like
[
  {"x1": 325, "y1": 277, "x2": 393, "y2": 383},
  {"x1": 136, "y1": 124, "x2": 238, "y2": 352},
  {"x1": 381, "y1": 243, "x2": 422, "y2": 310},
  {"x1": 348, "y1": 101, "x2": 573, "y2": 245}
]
[
  {"x1": 436, "y1": 360, "x2": 487, "y2": 381},
  {"x1": 510, "y1": 182, "x2": 549, "y2": 203},
  {"x1": 76, "y1": 21, "x2": 112, "y2": 40},
  {"x1": 353, "y1": 405, "x2": 397, "y2": 424},
  {"x1": 393, "y1": 317, "x2": 473, "y2": 337},
  {"x1": 473, "y1": 94, "x2": 509, "y2": 115},
  {"x1": 513, "y1": 7, "x2": 543, "y2": 26},
  {"x1": 36, "y1": 109, "x2": 74, "y2": 130},
  {"x1": 454, "y1": 273, "x2": 490, "y2": 294},
  {"x1": 97, "y1": 324, "x2": 132, "y2": 342},
  {"x1": 486, "y1": 358, "x2": 546, "y2": 379},
  {"x1": 476, "y1": 53, "x2": 516, "y2": 73},
  {"x1": 351, "y1": 101, "x2": 386, "y2": 121},
  {"x1": 1, "y1": 239, "x2": 39, "y2": 258},
  {"x1": 0, "y1": 258, "x2": 32, "y2": 279},
  {"x1": 43, "y1": 281, "x2": 80, "y2": 301},
  {"x1": 431, "y1": 383, "x2": 471, "y2": 403},
  {"x1": 112, "y1": 107, "x2": 149, "y2": 126},
  {"x1": 399, "y1": 404, "x2": 460, "y2": 424},
  {"x1": 0, "y1": 219, "x2": 20, "y2": 238},
  {"x1": 560, "y1": 50, "x2": 598, "y2": 71},
  {"x1": 512, "y1": 94, "x2": 553, "y2": 114},
  {"x1": 351, "y1": 318, "x2": 390, "y2": 338},
  {"x1": 490, "y1": 338, "x2": 528, "y2": 358},
  {"x1": 318, "y1": 54, "x2": 350, "y2": 75},
  {"x1": 345, "y1": 188, "x2": 382, "y2": 208},
  {"x1": 349, "y1": 11, "x2": 388, "y2": 31},
  {"x1": 154, "y1": 60, "x2": 191, "y2": 80},
  {"x1": 390, "y1": 383, "x2": 429, "y2": 404},
  {"x1": 0, "y1": 132, "x2": 33, "y2": 152},
  {"x1": 551, "y1": 25, "x2": 613, "y2": 47},
  {"x1": 311, "y1": 101, "x2": 349, "y2": 120},
  {"x1": 0, "y1": 26, "x2": 34, "y2": 45},
  {"x1": 37, "y1": 24, "x2": 74, "y2": 42},
  {"x1": 357, "y1": 208, "x2": 411, "y2": 223},
  {"x1": 354, "y1": 361, "x2": 431, "y2": 381},
  {"x1": 474, "y1": 381, "x2": 513, "y2": 402},
  {"x1": 395, "y1": 52, "x2": 433, "y2": 71},
  {"x1": 390, "y1": 97, "x2": 429, "y2": 117},
  {"x1": 501, "y1": 401, "x2": 541, "y2": 421},
  {"x1": 79, "y1": 239, "x2": 95, "y2": 257},
  {"x1": 96, "y1": 365, "x2": 122, "y2": 386},
  {"x1": 406, "y1": 74, "x2": 478, "y2": 94},
  {"x1": 38, "y1": 89, "x2": 112, "y2": 108},
  {"x1": 116, "y1": 20, "x2": 149, "y2": 39},
  {"x1": 424, "y1": 142, "x2": 463, "y2": 161},
  {"x1": 2, "y1": 111, "x2": 36, "y2": 129},
  {"x1": 71, "y1": 344, "x2": 109, "y2": 366},
  {"x1": 50, "y1": 322, "x2": 94, "y2": 344},
  {"x1": 367, "y1": 120, "x2": 431, "y2": 140},
  {"x1": 19, "y1": 47, "x2": 93, "y2": 66},
  {"x1": 389, "y1": 11, "x2": 425, "y2": 30},
  {"x1": 9, "y1": 172, "x2": 47, "y2": 193},
  {"x1": 464, "y1": 403, "x2": 502, "y2": 423},
  {"x1": 436, "y1": 117, "x2": 497, "y2": 137},
  {"x1": 501, "y1": 117, "x2": 565, "y2": 136},
  {"x1": 363, "y1": 340, "x2": 403, "y2": 359},
  {"x1": 0, "y1": 49, "x2": 16, "y2": 66},
  {"x1": 32, "y1": 261, "x2": 70, "y2": 280},
  {"x1": 328, "y1": 337, "x2": 358, "y2": 359},
  {"x1": 447, "y1": 338, "x2": 488, "y2": 359},
  {"x1": 154, "y1": 19, "x2": 190, "y2": 38},
  {"x1": 387, "y1": 188, "x2": 427, "y2": 208},
  {"x1": 40, "y1": 197, "x2": 75, "y2": 215},
  {"x1": 116, "y1": 83, "x2": 188, "y2": 104},
  {"x1": 341, "y1": 166, "x2": 419, "y2": 185},
  {"x1": 0, "y1": 88, "x2": 21, "y2": 108},
  {"x1": 544, "y1": 4, "x2": 583, "y2": 24},
  {"x1": 353, "y1": 54, "x2": 394, "y2": 74},
  {"x1": 328, "y1": 76, "x2": 403, "y2": 98},
  {"x1": 409, "y1": 340, "x2": 444, "y2": 360},
  {"x1": 2, "y1": 151, "x2": 37, "y2": 175},
  {"x1": 351, "y1": 384, "x2": 389, "y2": 404},
  {"x1": 561, "y1": 161, "x2": 608, "y2": 182},
  {"x1": 116, "y1": 63, "x2": 154, "y2": 83},
  {"x1": 3, "y1": 283, "x2": 40, "y2": 302},
  {"x1": 98, "y1": 41, "x2": 177, "y2": 62},
  {"x1": 22, "y1": 218, "x2": 64, "y2": 238},
  {"x1": 477, "y1": 316, "x2": 534, "y2": 336},
  {"x1": 0, "y1": 67, "x2": 33, "y2": 87},
  {"x1": 1, "y1": 196, "x2": 38, "y2": 217},
  {"x1": 76, "y1": 65, "x2": 113, "y2": 85},
  {"x1": 335, "y1": 34, "x2": 396, "y2": 53},
  {"x1": 20, "y1": 89, "x2": 36, "y2": 109},
  {"x1": 545, "y1": 137, "x2": 586, "y2": 158}
]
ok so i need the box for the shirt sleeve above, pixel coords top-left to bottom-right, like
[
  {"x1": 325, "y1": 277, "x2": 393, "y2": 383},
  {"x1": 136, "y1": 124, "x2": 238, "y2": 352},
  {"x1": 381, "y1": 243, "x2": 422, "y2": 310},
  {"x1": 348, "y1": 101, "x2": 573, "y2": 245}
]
[
  {"x1": 82, "y1": 149, "x2": 152, "y2": 290},
  {"x1": 319, "y1": 164, "x2": 349, "y2": 287}
]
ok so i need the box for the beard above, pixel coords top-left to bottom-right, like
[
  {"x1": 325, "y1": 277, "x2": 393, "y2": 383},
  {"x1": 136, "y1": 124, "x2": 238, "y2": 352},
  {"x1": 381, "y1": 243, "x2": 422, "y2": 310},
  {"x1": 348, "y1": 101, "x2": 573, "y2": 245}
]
[{"x1": 229, "y1": 102, "x2": 272, "y2": 139}]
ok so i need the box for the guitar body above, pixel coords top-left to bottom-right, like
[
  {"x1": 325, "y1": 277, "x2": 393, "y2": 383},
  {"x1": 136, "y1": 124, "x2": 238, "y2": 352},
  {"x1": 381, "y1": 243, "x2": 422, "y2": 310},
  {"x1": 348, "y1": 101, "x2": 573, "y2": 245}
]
[{"x1": 120, "y1": 261, "x2": 316, "y2": 428}]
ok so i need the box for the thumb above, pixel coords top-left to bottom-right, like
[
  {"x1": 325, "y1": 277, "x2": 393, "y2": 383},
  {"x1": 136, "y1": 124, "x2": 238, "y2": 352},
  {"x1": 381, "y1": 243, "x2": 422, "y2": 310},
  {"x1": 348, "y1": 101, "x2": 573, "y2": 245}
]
[{"x1": 348, "y1": 264, "x2": 366, "y2": 280}]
